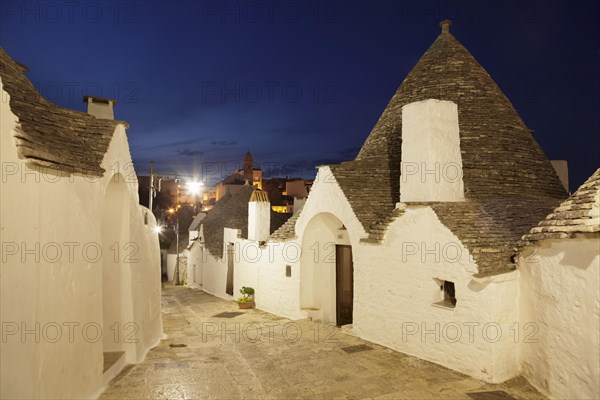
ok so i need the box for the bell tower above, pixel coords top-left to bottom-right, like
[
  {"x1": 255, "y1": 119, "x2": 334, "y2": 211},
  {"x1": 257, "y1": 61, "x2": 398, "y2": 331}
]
[{"x1": 243, "y1": 151, "x2": 253, "y2": 180}]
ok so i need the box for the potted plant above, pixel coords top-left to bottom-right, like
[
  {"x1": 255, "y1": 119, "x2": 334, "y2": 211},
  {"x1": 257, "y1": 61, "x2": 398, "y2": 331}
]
[{"x1": 237, "y1": 286, "x2": 255, "y2": 309}]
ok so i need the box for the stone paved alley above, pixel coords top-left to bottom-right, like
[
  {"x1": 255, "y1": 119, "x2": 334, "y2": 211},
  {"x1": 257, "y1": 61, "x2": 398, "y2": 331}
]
[{"x1": 100, "y1": 286, "x2": 545, "y2": 399}]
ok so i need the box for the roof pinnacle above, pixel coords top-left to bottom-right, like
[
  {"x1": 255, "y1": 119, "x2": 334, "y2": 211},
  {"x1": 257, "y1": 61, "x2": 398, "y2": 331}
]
[{"x1": 439, "y1": 19, "x2": 452, "y2": 34}]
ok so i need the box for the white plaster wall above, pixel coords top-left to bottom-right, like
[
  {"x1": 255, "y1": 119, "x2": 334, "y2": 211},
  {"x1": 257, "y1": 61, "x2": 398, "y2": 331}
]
[
  {"x1": 256, "y1": 240, "x2": 304, "y2": 319},
  {"x1": 400, "y1": 99, "x2": 465, "y2": 202},
  {"x1": 294, "y1": 166, "x2": 367, "y2": 324},
  {"x1": 0, "y1": 77, "x2": 162, "y2": 399},
  {"x1": 248, "y1": 201, "x2": 270, "y2": 242},
  {"x1": 167, "y1": 253, "x2": 176, "y2": 281},
  {"x1": 294, "y1": 168, "x2": 519, "y2": 382},
  {"x1": 188, "y1": 227, "x2": 305, "y2": 320},
  {"x1": 187, "y1": 243, "x2": 202, "y2": 288},
  {"x1": 198, "y1": 228, "x2": 240, "y2": 299},
  {"x1": 519, "y1": 238, "x2": 600, "y2": 399},
  {"x1": 352, "y1": 206, "x2": 519, "y2": 383},
  {"x1": 299, "y1": 213, "x2": 342, "y2": 324},
  {"x1": 295, "y1": 166, "x2": 367, "y2": 242}
]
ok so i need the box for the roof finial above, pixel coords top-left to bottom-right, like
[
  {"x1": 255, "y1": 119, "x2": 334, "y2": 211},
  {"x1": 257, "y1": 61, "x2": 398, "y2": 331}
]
[{"x1": 439, "y1": 19, "x2": 452, "y2": 34}]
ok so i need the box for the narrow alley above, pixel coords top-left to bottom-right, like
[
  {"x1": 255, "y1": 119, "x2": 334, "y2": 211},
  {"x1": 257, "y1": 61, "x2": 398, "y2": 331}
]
[{"x1": 101, "y1": 286, "x2": 544, "y2": 400}]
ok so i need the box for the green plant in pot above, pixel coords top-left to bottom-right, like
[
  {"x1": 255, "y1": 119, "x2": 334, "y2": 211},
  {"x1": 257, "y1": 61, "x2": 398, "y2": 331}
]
[{"x1": 237, "y1": 286, "x2": 255, "y2": 309}]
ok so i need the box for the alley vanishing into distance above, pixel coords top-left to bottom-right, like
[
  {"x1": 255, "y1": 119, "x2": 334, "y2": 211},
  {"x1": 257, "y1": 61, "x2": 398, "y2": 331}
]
[{"x1": 101, "y1": 286, "x2": 545, "y2": 400}]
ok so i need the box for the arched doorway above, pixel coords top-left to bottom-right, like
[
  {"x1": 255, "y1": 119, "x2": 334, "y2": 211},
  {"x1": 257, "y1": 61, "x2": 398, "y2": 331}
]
[
  {"x1": 300, "y1": 213, "x2": 354, "y2": 325},
  {"x1": 101, "y1": 174, "x2": 130, "y2": 353}
]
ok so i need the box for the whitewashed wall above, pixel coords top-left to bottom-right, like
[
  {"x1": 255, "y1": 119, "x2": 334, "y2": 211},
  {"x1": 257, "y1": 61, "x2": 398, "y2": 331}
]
[
  {"x1": 293, "y1": 167, "x2": 364, "y2": 324},
  {"x1": 354, "y1": 207, "x2": 520, "y2": 383},
  {"x1": 187, "y1": 227, "x2": 305, "y2": 320},
  {"x1": 295, "y1": 166, "x2": 519, "y2": 383},
  {"x1": 519, "y1": 238, "x2": 600, "y2": 399},
  {"x1": 0, "y1": 78, "x2": 163, "y2": 400},
  {"x1": 257, "y1": 240, "x2": 304, "y2": 319}
]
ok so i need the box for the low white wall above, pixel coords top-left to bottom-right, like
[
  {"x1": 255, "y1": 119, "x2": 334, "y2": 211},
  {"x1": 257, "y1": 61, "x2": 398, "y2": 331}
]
[
  {"x1": 519, "y1": 238, "x2": 600, "y2": 399},
  {"x1": 352, "y1": 207, "x2": 519, "y2": 383},
  {"x1": 0, "y1": 77, "x2": 162, "y2": 399},
  {"x1": 166, "y1": 253, "x2": 176, "y2": 282},
  {"x1": 295, "y1": 166, "x2": 519, "y2": 383},
  {"x1": 257, "y1": 240, "x2": 304, "y2": 319},
  {"x1": 187, "y1": 227, "x2": 304, "y2": 320}
]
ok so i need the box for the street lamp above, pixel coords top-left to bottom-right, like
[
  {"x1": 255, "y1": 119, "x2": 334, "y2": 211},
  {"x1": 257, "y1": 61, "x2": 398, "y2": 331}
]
[
  {"x1": 147, "y1": 160, "x2": 203, "y2": 214},
  {"x1": 186, "y1": 180, "x2": 202, "y2": 195},
  {"x1": 185, "y1": 180, "x2": 203, "y2": 212}
]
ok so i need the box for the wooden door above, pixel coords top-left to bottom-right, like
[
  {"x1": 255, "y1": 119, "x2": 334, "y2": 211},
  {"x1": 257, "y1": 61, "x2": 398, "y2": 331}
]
[
  {"x1": 226, "y1": 243, "x2": 234, "y2": 295},
  {"x1": 336, "y1": 245, "x2": 353, "y2": 326}
]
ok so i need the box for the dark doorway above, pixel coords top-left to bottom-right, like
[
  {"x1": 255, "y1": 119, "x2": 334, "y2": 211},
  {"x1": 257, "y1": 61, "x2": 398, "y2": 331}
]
[
  {"x1": 336, "y1": 245, "x2": 353, "y2": 326},
  {"x1": 226, "y1": 243, "x2": 234, "y2": 295}
]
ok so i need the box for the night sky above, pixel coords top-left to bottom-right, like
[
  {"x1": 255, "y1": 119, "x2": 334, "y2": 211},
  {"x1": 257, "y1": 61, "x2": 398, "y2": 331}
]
[{"x1": 1, "y1": 0, "x2": 598, "y2": 190}]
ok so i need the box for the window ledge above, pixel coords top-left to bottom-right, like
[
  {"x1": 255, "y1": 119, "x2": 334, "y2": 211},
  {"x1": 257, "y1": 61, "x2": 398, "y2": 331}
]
[{"x1": 432, "y1": 301, "x2": 456, "y2": 310}]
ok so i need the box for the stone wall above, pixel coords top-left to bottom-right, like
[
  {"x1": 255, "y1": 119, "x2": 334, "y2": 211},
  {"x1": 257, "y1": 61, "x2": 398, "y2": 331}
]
[
  {"x1": 519, "y1": 238, "x2": 600, "y2": 399},
  {"x1": 187, "y1": 228, "x2": 305, "y2": 320}
]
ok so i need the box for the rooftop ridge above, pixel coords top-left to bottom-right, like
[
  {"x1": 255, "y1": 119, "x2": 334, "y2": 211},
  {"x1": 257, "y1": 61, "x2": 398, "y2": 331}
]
[{"x1": 522, "y1": 168, "x2": 600, "y2": 242}]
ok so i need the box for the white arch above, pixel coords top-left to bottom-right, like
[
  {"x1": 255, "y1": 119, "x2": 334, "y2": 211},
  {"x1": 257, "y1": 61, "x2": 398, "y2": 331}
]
[{"x1": 300, "y1": 212, "x2": 352, "y2": 325}]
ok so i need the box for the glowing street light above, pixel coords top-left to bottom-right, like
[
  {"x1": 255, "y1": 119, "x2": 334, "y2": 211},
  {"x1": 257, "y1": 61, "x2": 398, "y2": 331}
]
[
  {"x1": 186, "y1": 180, "x2": 203, "y2": 195},
  {"x1": 153, "y1": 226, "x2": 162, "y2": 234}
]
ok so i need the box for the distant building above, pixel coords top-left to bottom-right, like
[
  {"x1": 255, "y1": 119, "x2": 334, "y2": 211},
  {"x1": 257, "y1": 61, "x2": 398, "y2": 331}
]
[
  {"x1": 202, "y1": 189, "x2": 217, "y2": 204},
  {"x1": 285, "y1": 179, "x2": 313, "y2": 198},
  {"x1": 186, "y1": 183, "x2": 292, "y2": 293},
  {"x1": 138, "y1": 176, "x2": 203, "y2": 212},
  {"x1": 159, "y1": 178, "x2": 181, "y2": 205},
  {"x1": 215, "y1": 151, "x2": 262, "y2": 200}
]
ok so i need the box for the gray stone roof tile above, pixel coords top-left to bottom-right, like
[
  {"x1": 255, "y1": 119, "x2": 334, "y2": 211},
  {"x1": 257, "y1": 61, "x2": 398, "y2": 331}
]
[
  {"x1": 522, "y1": 168, "x2": 600, "y2": 241},
  {"x1": 328, "y1": 26, "x2": 567, "y2": 276},
  {"x1": 269, "y1": 205, "x2": 304, "y2": 242},
  {"x1": 200, "y1": 185, "x2": 291, "y2": 258},
  {"x1": 0, "y1": 48, "x2": 125, "y2": 176}
]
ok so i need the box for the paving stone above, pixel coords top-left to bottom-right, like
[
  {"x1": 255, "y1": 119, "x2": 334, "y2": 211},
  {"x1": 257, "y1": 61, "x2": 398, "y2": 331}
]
[{"x1": 100, "y1": 286, "x2": 546, "y2": 399}]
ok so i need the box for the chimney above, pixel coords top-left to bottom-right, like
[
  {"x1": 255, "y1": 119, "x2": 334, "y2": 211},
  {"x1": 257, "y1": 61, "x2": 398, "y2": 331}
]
[
  {"x1": 83, "y1": 96, "x2": 116, "y2": 120},
  {"x1": 439, "y1": 19, "x2": 452, "y2": 34},
  {"x1": 248, "y1": 190, "x2": 270, "y2": 242},
  {"x1": 400, "y1": 99, "x2": 465, "y2": 202}
]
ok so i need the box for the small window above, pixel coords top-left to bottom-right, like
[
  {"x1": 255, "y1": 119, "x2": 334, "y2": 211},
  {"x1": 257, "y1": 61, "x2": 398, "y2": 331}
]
[
  {"x1": 285, "y1": 265, "x2": 292, "y2": 277},
  {"x1": 433, "y1": 279, "x2": 456, "y2": 309},
  {"x1": 443, "y1": 281, "x2": 456, "y2": 307},
  {"x1": 144, "y1": 212, "x2": 148, "y2": 225}
]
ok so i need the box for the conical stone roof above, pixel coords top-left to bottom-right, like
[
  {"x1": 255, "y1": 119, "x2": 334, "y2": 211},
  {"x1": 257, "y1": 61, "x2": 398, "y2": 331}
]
[
  {"x1": 356, "y1": 24, "x2": 565, "y2": 199},
  {"x1": 327, "y1": 22, "x2": 568, "y2": 275}
]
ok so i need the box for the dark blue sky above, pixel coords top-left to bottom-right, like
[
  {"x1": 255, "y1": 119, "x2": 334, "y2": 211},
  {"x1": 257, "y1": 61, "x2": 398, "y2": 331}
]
[{"x1": 1, "y1": 0, "x2": 598, "y2": 190}]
